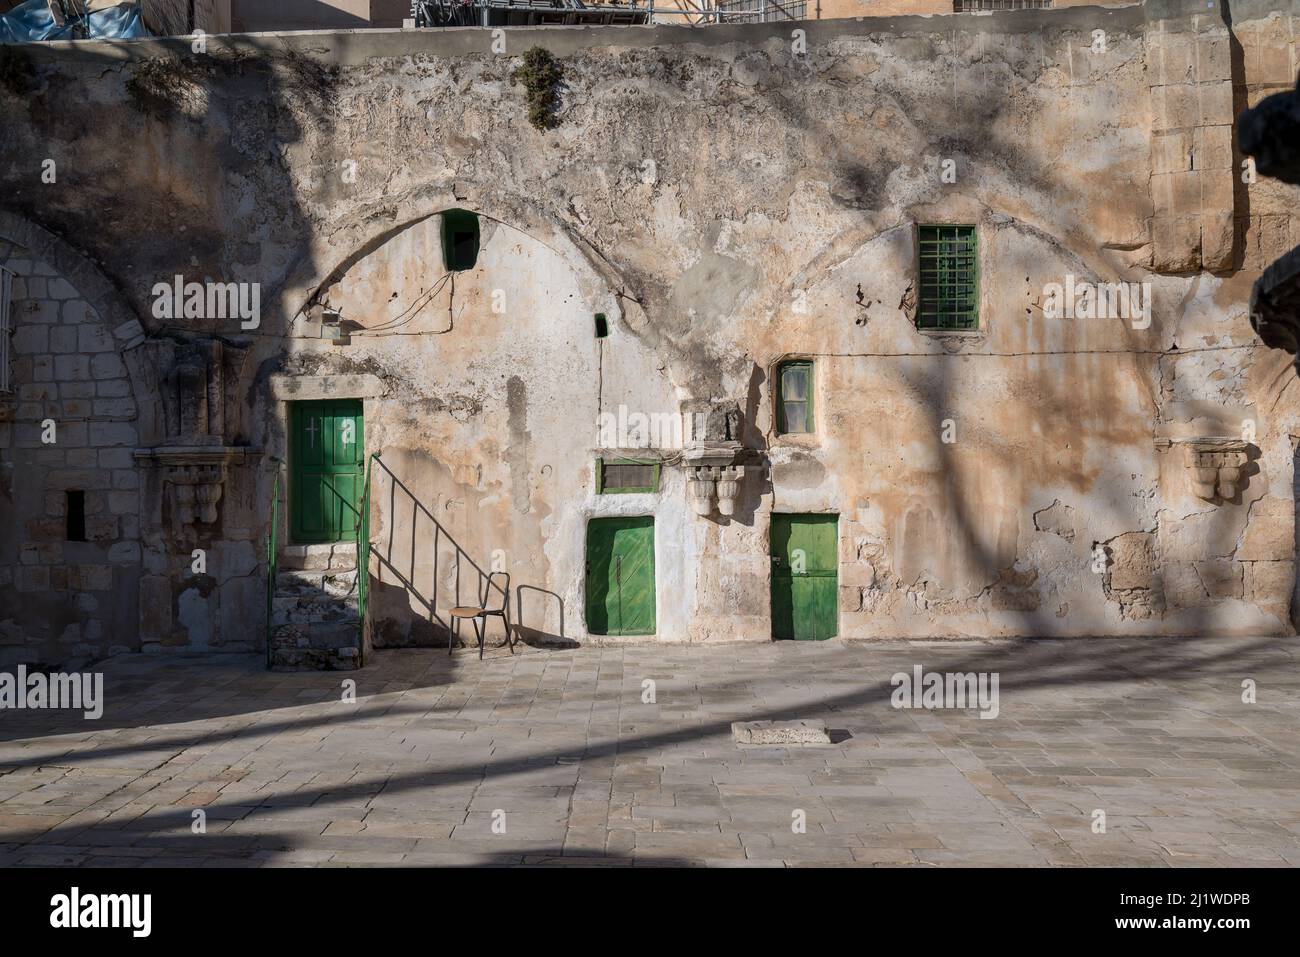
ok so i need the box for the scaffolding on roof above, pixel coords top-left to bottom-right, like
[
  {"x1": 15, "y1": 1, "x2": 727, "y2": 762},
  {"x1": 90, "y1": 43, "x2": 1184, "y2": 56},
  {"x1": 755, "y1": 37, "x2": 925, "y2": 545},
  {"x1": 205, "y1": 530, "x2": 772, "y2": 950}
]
[
  {"x1": 411, "y1": 0, "x2": 650, "y2": 28},
  {"x1": 407, "y1": 0, "x2": 810, "y2": 28}
]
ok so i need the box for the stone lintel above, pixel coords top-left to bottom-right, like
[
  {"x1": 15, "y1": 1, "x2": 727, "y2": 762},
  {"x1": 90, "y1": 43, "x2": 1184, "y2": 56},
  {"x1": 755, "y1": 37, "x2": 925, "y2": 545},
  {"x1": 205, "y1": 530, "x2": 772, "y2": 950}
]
[{"x1": 269, "y1": 373, "x2": 385, "y2": 401}]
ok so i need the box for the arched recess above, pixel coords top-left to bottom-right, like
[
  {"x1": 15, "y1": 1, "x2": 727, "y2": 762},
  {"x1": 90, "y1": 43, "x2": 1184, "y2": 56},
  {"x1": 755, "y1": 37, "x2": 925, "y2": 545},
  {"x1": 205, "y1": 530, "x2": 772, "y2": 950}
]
[
  {"x1": 258, "y1": 196, "x2": 685, "y2": 652},
  {"x1": 0, "y1": 210, "x2": 151, "y2": 413},
  {"x1": 0, "y1": 209, "x2": 151, "y2": 662},
  {"x1": 278, "y1": 190, "x2": 647, "y2": 344}
]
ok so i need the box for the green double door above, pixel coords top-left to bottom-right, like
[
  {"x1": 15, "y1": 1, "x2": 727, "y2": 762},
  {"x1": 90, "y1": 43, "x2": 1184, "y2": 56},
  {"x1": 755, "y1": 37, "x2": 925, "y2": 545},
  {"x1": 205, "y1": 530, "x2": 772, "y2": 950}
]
[
  {"x1": 290, "y1": 400, "x2": 364, "y2": 543},
  {"x1": 585, "y1": 517, "x2": 656, "y2": 635},
  {"x1": 770, "y1": 513, "x2": 839, "y2": 641}
]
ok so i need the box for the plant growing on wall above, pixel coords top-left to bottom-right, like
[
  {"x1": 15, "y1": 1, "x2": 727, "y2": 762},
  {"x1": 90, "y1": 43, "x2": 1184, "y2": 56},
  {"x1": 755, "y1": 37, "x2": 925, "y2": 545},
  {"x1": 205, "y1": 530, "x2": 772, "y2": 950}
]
[
  {"x1": 126, "y1": 57, "x2": 199, "y2": 120},
  {"x1": 511, "y1": 46, "x2": 564, "y2": 132}
]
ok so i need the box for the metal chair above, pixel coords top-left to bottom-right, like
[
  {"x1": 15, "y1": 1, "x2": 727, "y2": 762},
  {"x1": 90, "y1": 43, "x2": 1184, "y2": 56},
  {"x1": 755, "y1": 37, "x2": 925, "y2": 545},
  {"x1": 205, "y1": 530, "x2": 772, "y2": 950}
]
[{"x1": 449, "y1": 571, "x2": 514, "y2": 659}]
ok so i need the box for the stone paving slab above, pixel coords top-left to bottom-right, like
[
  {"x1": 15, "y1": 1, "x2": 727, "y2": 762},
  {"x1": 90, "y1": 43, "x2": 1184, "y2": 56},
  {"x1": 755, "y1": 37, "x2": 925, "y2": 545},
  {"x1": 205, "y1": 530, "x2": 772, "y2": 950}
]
[{"x1": 1, "y1": 636, "x2": 1299, "y2": 867}]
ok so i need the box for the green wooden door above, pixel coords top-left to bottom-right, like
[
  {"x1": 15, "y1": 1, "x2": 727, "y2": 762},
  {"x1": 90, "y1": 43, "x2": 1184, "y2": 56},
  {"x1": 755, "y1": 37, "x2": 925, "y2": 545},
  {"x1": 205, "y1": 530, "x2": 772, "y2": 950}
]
[
  {"x1": 585, "y1": 517, "x2": 656, "y2": 636},
  {"x1": 770, "y1": 513, "x2": 839, "y2": 640},
  {"x1": 290, "y1": 399, "x2": 364, "y2": 543}
]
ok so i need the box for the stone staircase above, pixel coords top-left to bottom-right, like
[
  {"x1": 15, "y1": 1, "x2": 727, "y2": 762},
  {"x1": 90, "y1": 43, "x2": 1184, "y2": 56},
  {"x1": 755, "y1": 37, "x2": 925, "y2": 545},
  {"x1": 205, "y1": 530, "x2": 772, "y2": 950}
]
[{"x1": 270, "y1": 543, "x2": 362, "y2": 671}]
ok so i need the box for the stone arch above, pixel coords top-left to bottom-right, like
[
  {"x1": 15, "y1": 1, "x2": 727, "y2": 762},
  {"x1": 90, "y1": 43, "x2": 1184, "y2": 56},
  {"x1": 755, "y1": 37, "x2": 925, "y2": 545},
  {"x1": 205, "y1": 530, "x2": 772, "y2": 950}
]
[
  {"x1": 0, "y1": 209, "x2": 150, "y2": 664},
  {"x1": 0, "y1": 210, "x2": 150, "y2": 400},
  {"x1": 255, "y1": 193, "x2": 687, "y2": 653},
  {"x1": 278, "y1": 191, "x2": 644, "y2": 341}
]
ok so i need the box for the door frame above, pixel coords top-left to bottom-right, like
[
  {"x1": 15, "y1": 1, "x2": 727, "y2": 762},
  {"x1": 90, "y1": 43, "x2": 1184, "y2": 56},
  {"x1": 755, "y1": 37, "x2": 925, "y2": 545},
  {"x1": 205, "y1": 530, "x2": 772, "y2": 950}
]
[
  {"x1": 266, "y1": 375, "x2": 383, "y2": 556},
  {"x1": 289, "y1": 398, "x2": 366, "y2": 544},
  {"x1": 584, "y1": 515, "x2": 657, "y2": 637},
  {"x1": 769, "y1": 511, "x2": 840, "y2": 641}
]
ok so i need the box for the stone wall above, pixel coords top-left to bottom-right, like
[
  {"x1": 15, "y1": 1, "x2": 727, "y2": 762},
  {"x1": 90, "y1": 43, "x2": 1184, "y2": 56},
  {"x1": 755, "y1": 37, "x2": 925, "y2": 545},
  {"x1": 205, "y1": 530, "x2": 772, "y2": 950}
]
[
  {"x1": 2, "y1": 2, "x2": 1299, "y2": 659},
  {"x1": 0, "y1": 220, "x2": 143, "y2": 667}
]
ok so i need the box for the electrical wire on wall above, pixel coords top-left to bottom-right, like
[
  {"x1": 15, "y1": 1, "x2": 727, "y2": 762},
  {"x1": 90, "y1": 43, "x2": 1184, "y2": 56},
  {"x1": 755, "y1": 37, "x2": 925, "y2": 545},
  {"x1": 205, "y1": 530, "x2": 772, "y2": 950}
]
[
  {"x1": 297, "y1": 270, "x2": 459, "y2": 339},
  {"x1": 347, "y1": 271, "x2": 456, "y2": 337}
]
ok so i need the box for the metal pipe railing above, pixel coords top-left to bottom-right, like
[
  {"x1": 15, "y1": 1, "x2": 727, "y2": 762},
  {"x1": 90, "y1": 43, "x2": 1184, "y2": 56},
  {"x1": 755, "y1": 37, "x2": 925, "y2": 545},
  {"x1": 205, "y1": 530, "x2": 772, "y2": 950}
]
[
  {"x1": 265, "y1": 472, "x2": 280, "y2": 669},
  {"x1": 356, "y1": 452, "x2": 377, "y2": 668}
]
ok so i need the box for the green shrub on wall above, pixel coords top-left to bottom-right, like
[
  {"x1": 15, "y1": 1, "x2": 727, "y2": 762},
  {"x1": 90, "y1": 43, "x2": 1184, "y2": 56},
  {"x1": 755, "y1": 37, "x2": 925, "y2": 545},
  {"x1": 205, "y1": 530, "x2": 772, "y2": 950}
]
[{"x1": 511, "y1": 46, "x2": 564, "y2": 132}]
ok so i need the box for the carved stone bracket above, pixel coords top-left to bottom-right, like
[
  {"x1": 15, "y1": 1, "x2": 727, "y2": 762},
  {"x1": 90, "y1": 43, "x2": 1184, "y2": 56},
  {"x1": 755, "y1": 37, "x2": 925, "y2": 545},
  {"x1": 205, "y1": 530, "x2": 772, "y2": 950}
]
[
  {"x1": 683, "y1": 444, "x2": 745, "y2": 517},
  {"x1": 134, "y1": 447, "x2": 256, "y2": 532},
  {"x1": 131, "y1": 333, "x2": 255, "y2": 536},
  {"x1": 1160, "y1": 437, "x2": 1251, "y2": 501},
  {"x1": 681, "y1": 400, "x2": 748, "y2": 518}
]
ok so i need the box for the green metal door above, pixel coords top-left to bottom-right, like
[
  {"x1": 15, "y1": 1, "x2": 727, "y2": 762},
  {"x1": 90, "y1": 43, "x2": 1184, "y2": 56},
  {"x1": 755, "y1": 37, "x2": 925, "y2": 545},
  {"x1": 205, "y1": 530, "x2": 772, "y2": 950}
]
[
  {"x1": 770, "y1": 513, "x2": 839, "y2": 640},
  {"x1": 290, "y1": 399, "x2": 364, "y2": 543},
  {"x1": 585, "y1": 517, "x2": 655, "y2": 636}
]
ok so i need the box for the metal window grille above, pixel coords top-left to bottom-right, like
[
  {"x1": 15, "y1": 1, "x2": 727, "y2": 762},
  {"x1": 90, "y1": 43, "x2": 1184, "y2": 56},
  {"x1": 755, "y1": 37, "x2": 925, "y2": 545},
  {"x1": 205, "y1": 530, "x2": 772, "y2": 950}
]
[
  {"x1": 0, "y1": 266, "x2": 12, "y2": 394},
  {"x1": 598, "y1": 459, "x2": 660, "y2": 494},
  {"x1": 953, "y1": 0, "x2": 1051, "y2": 10},
  {"x1": 917, "y1": 225, "x2": 979, "y2": 331}
]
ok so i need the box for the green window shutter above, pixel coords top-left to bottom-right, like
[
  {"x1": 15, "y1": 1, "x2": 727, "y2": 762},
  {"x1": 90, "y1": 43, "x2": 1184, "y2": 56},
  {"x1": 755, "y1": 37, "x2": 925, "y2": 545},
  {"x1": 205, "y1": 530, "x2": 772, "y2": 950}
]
[
  {"x1": 777, "y1": 361, "x2": 814, "y2": 434},
  {"x1": 597, "y1": 458, "x2": 660, "y2": 494},
  {"x1": 917, "y1": 224, "x2": 979, "y2": 330},
  {"x1": 441, "y1": 209, "x2": 480, "y2": 272}
]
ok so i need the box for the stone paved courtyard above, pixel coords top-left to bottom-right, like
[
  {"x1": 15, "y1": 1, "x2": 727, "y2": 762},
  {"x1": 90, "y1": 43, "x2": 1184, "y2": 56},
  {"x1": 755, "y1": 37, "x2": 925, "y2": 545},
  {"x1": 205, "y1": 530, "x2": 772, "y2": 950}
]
[{"x1": 1, "y1": 636, "x2": 1299, "y2": 867}]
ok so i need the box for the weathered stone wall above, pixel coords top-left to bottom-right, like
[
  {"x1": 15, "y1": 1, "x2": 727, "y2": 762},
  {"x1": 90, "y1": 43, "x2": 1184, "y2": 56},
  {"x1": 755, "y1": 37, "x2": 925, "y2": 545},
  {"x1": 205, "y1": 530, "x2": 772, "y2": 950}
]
[
  {"x1": 2, "y1": 2, "x2": 1299, "y2": 659},
  {"x1": 0, "y1": 217, "x2": 144, "y2": 666}
]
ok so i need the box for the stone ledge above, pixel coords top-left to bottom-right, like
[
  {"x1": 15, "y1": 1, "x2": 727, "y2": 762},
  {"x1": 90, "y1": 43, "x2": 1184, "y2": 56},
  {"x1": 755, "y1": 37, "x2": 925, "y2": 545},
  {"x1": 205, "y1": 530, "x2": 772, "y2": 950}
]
[{"x1": 269, "y1": 373, "x2": 385, "y2": 401}]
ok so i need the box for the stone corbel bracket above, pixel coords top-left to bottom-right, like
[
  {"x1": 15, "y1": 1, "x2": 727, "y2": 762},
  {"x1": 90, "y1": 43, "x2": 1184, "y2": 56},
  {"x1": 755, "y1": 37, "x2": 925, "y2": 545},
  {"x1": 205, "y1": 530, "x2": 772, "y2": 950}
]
[
  {"x1": 683, "y1": 442, "x2": 745, "y2": 518},
  {"x1": 1156, "y1": 436, "x2": 1252, "y2": 501},
  {"x1": 134, "y1": 446, "x2": 258, "y2": 531}
]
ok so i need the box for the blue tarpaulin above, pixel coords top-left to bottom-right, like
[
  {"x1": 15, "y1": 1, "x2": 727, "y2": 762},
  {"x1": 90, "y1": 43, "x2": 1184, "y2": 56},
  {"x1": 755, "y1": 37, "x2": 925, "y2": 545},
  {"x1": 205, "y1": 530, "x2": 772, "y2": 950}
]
[{"x1": 0, "y1": 1, "x2": 152, "y2": 42}]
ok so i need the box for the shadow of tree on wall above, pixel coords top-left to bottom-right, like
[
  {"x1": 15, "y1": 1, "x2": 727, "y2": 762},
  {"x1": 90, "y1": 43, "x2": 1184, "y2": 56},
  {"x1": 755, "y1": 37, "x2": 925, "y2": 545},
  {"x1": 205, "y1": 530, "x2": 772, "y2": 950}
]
[
  {"x1": 0, "y1": 35, "x2": 357, "y2": 662},
  {"x1": 736, "y1": 15, "x2": 1285, "y2": 640}
]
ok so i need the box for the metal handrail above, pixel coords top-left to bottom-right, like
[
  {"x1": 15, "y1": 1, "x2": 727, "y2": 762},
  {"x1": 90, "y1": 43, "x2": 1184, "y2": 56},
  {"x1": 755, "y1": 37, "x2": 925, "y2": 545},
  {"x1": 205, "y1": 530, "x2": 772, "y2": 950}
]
[
  {"x1": 370, "y1": 455, "x2": 520, "y2": 652},
  {"x1": 0, "y1": 267, "x2": 12, "y2": 395},
  {"x1": 316, "y1": 464, "x2": 377, "y2": 668},
  {"x1": 266, "y1": 472, "x2": 280, "y2": 669},
  {"x1": 356, "y1": 452, "x2": 377, "y2": 668}
]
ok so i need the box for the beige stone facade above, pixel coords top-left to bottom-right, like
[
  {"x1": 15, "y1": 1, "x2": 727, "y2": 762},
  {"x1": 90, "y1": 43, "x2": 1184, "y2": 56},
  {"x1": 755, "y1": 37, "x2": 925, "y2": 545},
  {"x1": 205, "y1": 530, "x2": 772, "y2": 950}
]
[{"x1": 1, "y1": 2, "x2": 1298, "y2": 667}]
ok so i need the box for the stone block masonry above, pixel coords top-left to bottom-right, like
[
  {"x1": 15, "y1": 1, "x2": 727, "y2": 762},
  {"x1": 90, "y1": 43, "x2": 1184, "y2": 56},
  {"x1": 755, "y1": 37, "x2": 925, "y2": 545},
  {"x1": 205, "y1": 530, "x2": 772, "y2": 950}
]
[{"x1": 0, "y1": 3, "x2": 1298, "y2": 664}]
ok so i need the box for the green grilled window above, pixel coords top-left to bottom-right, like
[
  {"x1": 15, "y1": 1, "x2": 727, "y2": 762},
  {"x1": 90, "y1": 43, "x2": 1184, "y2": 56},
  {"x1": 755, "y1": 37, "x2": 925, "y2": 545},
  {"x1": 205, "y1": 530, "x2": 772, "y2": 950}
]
[
  {"x1": 917, "y1": 224, "x2": 979, "y2": 330},
  {"x1": 597, "y1": 457, "x2": 660, "y2": 494},
  {"x1": 441, "y1": 209, "x2": 480, "y2": 272},
  {"x1": 777, "y1": 360, "x2": 814, "y2": 434}
]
